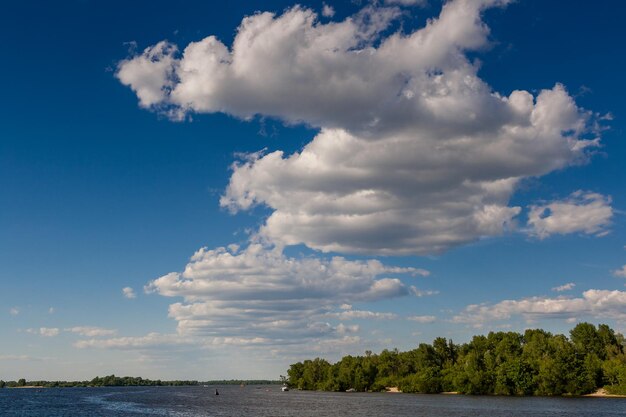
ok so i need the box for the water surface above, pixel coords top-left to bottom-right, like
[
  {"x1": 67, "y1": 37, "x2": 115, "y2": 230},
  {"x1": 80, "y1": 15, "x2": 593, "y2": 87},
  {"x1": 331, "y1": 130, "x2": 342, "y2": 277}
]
[{"x1": 1, "y1": 385, "x2": 625, "y2": 416}]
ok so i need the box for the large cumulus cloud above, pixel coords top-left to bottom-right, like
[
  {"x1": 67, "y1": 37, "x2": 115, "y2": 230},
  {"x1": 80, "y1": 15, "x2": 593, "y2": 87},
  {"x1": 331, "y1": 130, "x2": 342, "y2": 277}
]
[{"x1": 118, "y1": 0, "x2": 602, "y2": 255}]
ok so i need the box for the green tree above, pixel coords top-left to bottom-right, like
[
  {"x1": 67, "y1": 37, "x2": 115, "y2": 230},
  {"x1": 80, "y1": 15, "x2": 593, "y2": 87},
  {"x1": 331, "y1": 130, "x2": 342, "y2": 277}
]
[{"x1": 570, "y1": 322, "x2": 603, "y2": 359}]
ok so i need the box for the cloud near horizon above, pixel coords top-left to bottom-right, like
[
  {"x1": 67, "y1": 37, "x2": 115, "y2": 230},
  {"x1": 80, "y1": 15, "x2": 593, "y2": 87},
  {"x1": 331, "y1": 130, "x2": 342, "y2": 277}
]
[
  {"x1": 65, "y1": 326, "x2": 118, "y2": 337},
  {"x1": 26, "y1": 327, "x2": 60, "y2": 337},
  {"x1": 452, "y1": 289, "x2": 626, "y2": 326},
  {"x1": 138, "y1": 243, "x2": 428, "y2": 348},
  {"x1": 118, "y1": 0, "x2": 603, "y2": 256}
]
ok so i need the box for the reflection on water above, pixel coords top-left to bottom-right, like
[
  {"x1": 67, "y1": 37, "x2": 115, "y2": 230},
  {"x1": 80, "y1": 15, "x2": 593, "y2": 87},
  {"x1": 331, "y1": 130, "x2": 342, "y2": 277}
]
[{"x1": 1, "y1": 385, "x2": 625, "y2": 417}]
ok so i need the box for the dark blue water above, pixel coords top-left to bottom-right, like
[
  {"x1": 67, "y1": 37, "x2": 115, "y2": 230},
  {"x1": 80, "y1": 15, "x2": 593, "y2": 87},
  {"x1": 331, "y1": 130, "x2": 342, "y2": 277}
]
[{"x1": 1, "y1": 386, "x2": 625, "y2": 416}]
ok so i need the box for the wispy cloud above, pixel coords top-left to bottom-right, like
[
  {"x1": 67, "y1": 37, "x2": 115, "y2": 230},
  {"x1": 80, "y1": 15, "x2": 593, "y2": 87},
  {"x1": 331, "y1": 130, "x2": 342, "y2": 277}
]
[
  {"x1": 75, "y1": 332, "x2": 192, "y2": 349},
  {"x1": 552, "y1": 282, "x2": 575, "y2": 292},
  {"x1": 26, "y1": 327, "x2": 60, "y2": 337},
  {"x1": 325, "y1": 309, "x2": 398, "y2": 320},
  {"x1": 613, "y1": 265, "x2": 626, "y2": 278},
  {"x1": 65, "y1": 326, "x2": 118, "y2": 337},
  {"x1": 407, "y1": 315, "x2": 436, "y2": 323}
]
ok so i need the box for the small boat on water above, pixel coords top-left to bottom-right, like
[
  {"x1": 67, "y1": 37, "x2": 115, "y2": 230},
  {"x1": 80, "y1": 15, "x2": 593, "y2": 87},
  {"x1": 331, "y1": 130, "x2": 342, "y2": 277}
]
[{"x1": 281, "y1": 386, "x2": 289, "y2": 392}]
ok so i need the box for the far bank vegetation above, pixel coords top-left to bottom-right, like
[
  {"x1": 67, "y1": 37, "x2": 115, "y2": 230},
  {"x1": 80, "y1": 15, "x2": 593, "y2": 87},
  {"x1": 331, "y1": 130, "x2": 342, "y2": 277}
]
[{"x1": 287, "y1": 323, "x2": 626, "y2": 396}]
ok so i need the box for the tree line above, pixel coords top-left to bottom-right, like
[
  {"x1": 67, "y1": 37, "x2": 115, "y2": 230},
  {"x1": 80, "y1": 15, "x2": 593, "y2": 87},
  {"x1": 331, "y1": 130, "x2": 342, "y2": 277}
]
[
  {"x1": 286, "y1": 323, "x2": 626, "y2": 396},
  {"x1": 0, "y1": 375, "x2": 280, "y2": 388}
]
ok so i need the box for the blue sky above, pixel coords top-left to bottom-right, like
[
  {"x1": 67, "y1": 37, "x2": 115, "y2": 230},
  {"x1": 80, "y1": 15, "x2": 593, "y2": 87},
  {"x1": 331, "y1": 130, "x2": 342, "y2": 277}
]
[{"x1": 1, "y1": 0, "x2": 625, "y2": 380}]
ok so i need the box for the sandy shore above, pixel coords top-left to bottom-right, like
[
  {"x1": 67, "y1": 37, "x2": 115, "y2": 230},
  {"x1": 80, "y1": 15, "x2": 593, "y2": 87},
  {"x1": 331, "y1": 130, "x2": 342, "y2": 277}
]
[
  {"x1": 584, "y1": 388, "x2": 626, "y2": 398},
  {"x1": 381, "y1": 387, "x2": 624, "y2": 397}
]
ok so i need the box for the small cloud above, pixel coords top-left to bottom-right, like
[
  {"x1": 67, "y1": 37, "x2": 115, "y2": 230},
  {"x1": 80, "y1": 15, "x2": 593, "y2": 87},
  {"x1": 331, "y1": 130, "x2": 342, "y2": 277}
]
[
  {"x1": 527, "y1": 191, "x2": 613, "y2": 239},
  {"x1": 48, "y1": 307, "x2": 55, "y2": 314},
  {"x1": 327, "y1": 309, "x2": 397, "y2": 320},
  {"x1": 122, "y1": 287, "x2": 137, "y2": 299},
  {"x1": 411, "y1": 269, "x2": 430, "y2": 277},
  {"x1": 410, "y1": 287, "x2": 439, "y2": 297},
  {"x1": 74, "y1": 332, "x2": 193, "y2": 350},
  {"x1": 614, "y1": 265, "x2": 626, "y2": 278},
  {"x1": 123, "y1": 40, "x2": 138, "y2": 54},
  {"x1": 385, "y1": 0, "x2": 427, "y2": 6},
  {"x1": 407, "y1": 315, "x2": 436, "y2": 323},
  {"x1": 9, "y1": 307, "x2": 19, "y2": 316},
  {"x1": 65, "y1": 326, "x2": 117, "y2": 337},
  {"x1": 39, "y1": 327, "x2": 60, "y2": 337},
  {"x1": 322, "y1": 3, "x2": 335, "y2": 18},
  {"x1": 552, "y1": 282, "x2": 575, "y2": 292}
]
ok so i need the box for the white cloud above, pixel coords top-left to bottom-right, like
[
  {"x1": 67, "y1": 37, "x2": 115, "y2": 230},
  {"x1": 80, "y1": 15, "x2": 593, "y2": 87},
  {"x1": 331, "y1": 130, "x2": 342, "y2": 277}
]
[
  {"x1": 552, "y1": 282, "x2": 575, "y2": 292},
  {"x1": 124, "y1": 1, "x2": 602, "y2": 256},
  {"x1": 407, "y1": 315, "x2": 436, "y2": 323},
  {"x1": 48, "y1": 307, "x2": 55, "y2": 314},
  {"x1": 527, "y1": 191, "x2": 613, "y2": 239},
  {"x1": 613, "y1": 265, "x2": 626, "y2": 278},
  {"x1": 39, "y1": 327, "x2": 60, "y2": 337},
  {"x1": 116, "y1": 41, "x2": 178, "y2": 110},
  {"x1": 325, "y1": 309, "x2": 398, "y2": 320},
  {"x1": 143, "y1": 243, "x2": 421, "y2": 346},
  {"x1": 65, "y1": 326, "x2": 117, "y2": 337},
  {"x1": 9, "y1": 307, "x2": 19, "y2": 316},
  {"x1": 122, "y1": 286, "x2": 137, "y2": 299},
  {"x1": 75, "y1": 332, "x2": 191, "y2": 349},
  {"x1": 322, "y1": 3, "x2": 335, "y2": 18},
  {"x1": 385, "y1": 0, "x2": 427, "y2": 6},
  {"x1": 410, "y1": 287, "x2": 439, "y2": 297},
  {"x1": 452, "y1": 289, "x2": 626, "y2": 325}
]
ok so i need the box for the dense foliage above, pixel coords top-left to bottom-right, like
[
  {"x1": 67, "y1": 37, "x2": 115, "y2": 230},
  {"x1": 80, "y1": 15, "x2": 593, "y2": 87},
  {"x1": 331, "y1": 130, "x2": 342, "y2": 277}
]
[
  {"x1": 0, "y1": 376, "x2": 280, "y2": 388},
  {"x1": 287, "y1": 323, "x2": 626, "y2": 396}
]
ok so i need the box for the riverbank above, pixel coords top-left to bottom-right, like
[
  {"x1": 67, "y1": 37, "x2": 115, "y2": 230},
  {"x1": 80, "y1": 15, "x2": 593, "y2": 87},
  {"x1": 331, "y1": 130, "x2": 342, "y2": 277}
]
[
  {"x1": 382, "y1": 387, "x2": 624, "y2": 397},
  {"x1": 584, "y1": 388, "x2": 626, "y2": 398}
]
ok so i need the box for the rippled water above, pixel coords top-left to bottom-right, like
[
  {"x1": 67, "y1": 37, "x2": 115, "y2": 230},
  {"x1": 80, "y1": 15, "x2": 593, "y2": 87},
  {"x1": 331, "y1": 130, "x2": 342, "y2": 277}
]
[{"x1": 1, "y1": 385, "x2": 625, "y2": 416}]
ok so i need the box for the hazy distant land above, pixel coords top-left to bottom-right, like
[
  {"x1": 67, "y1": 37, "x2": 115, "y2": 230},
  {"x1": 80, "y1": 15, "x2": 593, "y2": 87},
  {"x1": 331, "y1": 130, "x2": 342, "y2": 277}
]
[{"x1": 0, "y1": 376, "x2": 280, "y2": 389}]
